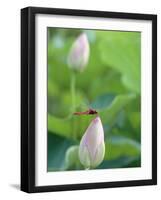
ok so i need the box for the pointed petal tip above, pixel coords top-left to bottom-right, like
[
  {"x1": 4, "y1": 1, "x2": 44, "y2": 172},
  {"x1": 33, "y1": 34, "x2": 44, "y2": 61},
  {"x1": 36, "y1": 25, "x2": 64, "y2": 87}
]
[{"x1": 93, "y1": 116, "x2": 100, "y2": 124}]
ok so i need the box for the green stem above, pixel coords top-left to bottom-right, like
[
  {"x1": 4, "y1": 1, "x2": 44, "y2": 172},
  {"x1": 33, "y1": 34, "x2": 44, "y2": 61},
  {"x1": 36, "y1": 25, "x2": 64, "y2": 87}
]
[
  {"x1": 70, "y1": 72, "x2": 77, "y2": 140},
  {"x1": 71, "y1": 72, "x2": 76, "y2": 112}
]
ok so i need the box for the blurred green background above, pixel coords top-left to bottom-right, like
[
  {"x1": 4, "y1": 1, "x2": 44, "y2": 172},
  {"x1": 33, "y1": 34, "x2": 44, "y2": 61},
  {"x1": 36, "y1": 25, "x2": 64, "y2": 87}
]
[{"x1": 47, "y1": 28, "x2": 141, "y2": 171}]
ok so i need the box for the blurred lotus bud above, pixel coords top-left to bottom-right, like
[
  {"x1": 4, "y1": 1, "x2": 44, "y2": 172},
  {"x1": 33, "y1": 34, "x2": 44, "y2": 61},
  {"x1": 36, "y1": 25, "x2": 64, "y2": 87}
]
[
  {"x1": 79, "y1": 116, "x2": 105, "y2": 169},
  {"x1": 67, "y1": 33, "x2": 90, "y2": 72},
  {"x1": 65, "y1": 145, "x2": 81, "y2": 170}
]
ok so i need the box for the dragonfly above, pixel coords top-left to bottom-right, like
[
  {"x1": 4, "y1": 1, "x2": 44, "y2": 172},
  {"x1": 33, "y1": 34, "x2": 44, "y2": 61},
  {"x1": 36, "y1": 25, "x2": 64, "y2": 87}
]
[{"x1": 74, "y1": 108, "x2": 98, "y2": 115}]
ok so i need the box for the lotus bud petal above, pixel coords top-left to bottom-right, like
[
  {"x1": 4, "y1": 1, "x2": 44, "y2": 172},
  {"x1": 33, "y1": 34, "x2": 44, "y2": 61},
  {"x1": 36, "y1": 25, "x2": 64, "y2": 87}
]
[
  {"x1": 79, "y1": 116, "x2": 105, "y2": 169},
  {"x1": 67, "y1": 33, "x2": 90, "y2": 72}
]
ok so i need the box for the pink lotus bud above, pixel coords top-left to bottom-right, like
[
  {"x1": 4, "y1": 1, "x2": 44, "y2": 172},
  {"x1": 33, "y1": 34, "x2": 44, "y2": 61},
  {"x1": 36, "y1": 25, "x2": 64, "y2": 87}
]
[
  {"x1": 67, "y1": 33, "x2": 90, "y2": 72},
  {"x1": 79, "y1": 116, "x2": 105, "y2": 169}
]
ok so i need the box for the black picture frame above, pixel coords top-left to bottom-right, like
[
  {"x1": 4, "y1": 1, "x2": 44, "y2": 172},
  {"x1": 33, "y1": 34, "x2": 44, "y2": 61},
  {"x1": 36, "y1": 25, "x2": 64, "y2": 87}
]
[{"x1": 21, "y1": 6, "x2": 157, "y2": 193}]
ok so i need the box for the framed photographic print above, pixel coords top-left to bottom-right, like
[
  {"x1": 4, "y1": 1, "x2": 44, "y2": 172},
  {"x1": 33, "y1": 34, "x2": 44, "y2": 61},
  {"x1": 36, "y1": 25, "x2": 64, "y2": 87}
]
[{"x1": 21, "y1": 7, "x2": 157, "y2": 193}]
